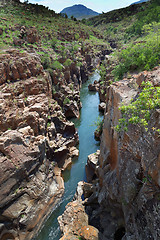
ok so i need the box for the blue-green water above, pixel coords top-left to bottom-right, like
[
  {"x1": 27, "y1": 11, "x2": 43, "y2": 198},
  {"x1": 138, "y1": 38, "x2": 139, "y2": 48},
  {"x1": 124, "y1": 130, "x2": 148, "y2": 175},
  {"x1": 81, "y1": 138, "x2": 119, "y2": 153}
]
[{"x1": 35, "y1": 71, "x2": 103, "y2": 240}]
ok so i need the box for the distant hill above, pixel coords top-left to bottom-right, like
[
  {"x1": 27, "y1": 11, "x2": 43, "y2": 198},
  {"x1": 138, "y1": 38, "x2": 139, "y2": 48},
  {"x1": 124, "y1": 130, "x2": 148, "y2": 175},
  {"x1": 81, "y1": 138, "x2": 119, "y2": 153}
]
[
  {"x1": 60, "y1": 4, "x2": 99, "y2": 20},
  {"x1": 131, "y1": 0, "x2": 149, "y2": 5},
  {"x1": 86, "y1": 2, "x2": 149, "y2": 26}
]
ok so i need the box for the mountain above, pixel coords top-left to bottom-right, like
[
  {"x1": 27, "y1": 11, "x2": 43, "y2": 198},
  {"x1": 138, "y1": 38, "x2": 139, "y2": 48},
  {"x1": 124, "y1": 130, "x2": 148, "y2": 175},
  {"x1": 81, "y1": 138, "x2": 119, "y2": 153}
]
[
  {"x1": 131, "y1": 0, "x2": 149, "y2": 5},
  {"x1": 60, "y1": 4, "x2": 99, "y2": 20}
]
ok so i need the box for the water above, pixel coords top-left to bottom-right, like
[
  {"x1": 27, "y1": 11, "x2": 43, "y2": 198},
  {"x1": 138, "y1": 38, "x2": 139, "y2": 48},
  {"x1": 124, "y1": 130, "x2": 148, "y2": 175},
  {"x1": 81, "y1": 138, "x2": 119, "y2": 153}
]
[{"x1": 35, "y1": 71, "x2": 103, "y2": 240}]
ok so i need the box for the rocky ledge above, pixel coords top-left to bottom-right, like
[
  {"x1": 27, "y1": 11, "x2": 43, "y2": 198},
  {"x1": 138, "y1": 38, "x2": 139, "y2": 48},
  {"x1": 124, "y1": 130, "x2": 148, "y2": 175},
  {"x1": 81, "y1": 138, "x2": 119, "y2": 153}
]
[
  {"x1": 58, "y1": 67, "x2": 160, "y2": 240},
  {"x1": 58, "y1": 181, "x2": 99, "y2": 240},
  {"x1": 0, "y1": 49, "x2": 79, "y2": 240}
]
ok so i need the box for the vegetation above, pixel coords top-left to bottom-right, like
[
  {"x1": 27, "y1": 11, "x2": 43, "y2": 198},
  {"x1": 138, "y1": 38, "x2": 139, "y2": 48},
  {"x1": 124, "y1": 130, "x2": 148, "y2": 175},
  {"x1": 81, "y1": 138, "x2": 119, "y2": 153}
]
[
  {"x1": 94, "y1": 116, "x2": 103, "y2": 133},
  {"x1": 112, "y1": 37, "x2": 160, "y2": 80},
  {"x1": 116, "y1": 81, "x2": 160, "y2": 133},
  {"x1": 0, "y1": 1, "x2": 104, "y2": 62},
  {"x1": 126, "y1": 0, "x2": 160, "y2": 37},
  {"x1": 63, "y1": 97, "x2": 70, "y2": 105}
]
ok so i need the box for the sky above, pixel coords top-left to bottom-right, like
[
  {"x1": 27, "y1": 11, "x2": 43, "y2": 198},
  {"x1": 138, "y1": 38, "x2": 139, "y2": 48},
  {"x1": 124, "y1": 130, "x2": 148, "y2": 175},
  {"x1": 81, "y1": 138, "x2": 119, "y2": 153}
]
[{"x1": 20, "y1": 0, "x2": 138, "y2": 13}]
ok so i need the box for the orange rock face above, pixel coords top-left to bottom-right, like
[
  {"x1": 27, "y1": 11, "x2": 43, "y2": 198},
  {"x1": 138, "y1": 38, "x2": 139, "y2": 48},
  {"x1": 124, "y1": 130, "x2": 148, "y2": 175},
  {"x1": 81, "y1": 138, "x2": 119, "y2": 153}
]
[
  {"x1": 58, "y1": 182, "x2": 99, "y2": 240},
  {"x1": 97, "y1": 69, "x2": 160, "y2": 239}
]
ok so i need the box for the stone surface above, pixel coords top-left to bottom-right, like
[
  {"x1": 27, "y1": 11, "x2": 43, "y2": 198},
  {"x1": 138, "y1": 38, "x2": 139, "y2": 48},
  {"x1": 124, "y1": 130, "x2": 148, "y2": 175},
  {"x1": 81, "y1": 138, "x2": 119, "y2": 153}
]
[
  {"x1": 0, "y1": 50, "x2": 79, "y2": 240},
  {"x1": 58, "y1": 181, "x2": 99, "y2": 240},
  {"x1": 88, "y1": 83, "x2": 99, "y2": 92},
  {"x1": 96, "y1": 69, "x2": 160, "y2": 239},
  {"x1": 64, "y1": 100, "x2": 80, "y2": 119},
  {"x1": 66, "y1": 68, "x2": 160, "y2": 240},
  {"x1": 99, "y1": 102, "x2": 106, "y2": 113},
  {"x1": 86, "y1": 150, "x2": 100, "y2": 182}
]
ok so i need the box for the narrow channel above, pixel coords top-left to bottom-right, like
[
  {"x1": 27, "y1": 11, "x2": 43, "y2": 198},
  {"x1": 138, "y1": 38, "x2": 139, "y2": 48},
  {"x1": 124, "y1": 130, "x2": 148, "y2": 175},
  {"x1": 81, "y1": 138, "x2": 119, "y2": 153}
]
[{"x1": 35, "y1": 71, "x2": 103, "y2": 240}]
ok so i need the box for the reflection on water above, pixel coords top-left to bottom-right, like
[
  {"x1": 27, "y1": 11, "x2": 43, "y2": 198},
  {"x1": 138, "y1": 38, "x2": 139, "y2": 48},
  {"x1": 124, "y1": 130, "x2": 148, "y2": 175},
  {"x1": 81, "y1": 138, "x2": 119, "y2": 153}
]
[{"x1": 35, "y1": 71, "x2": 103, "y2": 240}]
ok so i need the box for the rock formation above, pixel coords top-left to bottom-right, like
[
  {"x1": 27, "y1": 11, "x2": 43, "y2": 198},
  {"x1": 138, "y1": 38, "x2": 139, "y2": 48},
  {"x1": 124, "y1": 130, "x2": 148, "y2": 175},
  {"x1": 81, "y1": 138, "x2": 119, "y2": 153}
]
[
  {"x1": 96, "y1": 68, "x2": 160, "y2": 239},
  {"x1": 0, "y1": 49, "x2": 79, "y2": 240},
  {"x1": 59, "y1": 67, "x2": 160, "y2": 240},
  {"x1": 58, "y1": 181, "x2": 99, "y2": 240}
]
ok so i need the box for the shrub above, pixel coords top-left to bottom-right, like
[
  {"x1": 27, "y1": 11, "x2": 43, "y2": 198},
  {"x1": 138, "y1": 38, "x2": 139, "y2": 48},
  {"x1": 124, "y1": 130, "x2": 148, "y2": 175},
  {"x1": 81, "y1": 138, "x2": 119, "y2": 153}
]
[
  {"x1": 76, "y1": 61, "x2": 83, "y2": 67},
  {"x1": 115, "y1": 81, "x2": 160, "y2": 133},
  {"x1": 94, "y1": 116, "x2": 104, "y2": 133},
  {"x1": 74, "y1": 33, "x2": 80, "y2": 40},
  {"x1": 112, "y1": 39, "x2": 160, "y2": 80},
  {"x1": 126, "y1": 2, "x2": 160, "y2": 37},
  {"x1": 99, "y1": 64, "x2": 107, "y2": 81},
  {"x1": 40, "y1": 54, "x2": 51, "y2": 69},
  {"x1": 51, "y1": 38, "x2": 58, "y2": 48},
  {"x1": 63, "y1": 97, "x2": 70, "y2": 105},
  {"x1": 64, "y1": 58, "x2": 72, "y2": 67},
  {"x1": 51, "y1": 61, "x2": 63, "y2": 70},
  {"x1": 47, "y1": 68, "x2": 54, "y2": 79}
]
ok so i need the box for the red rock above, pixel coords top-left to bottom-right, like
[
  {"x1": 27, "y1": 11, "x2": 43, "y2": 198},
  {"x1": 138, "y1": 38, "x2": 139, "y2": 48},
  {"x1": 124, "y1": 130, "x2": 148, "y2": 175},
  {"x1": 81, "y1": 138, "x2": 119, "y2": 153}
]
[{"x1": 97, "y1": 68, "x2": 160, "y2": 239}]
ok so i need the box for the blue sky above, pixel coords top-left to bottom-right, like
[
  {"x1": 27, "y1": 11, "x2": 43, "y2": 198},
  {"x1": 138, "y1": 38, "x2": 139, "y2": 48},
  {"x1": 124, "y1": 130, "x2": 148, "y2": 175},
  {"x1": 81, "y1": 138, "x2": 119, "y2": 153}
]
[{"x1": 20, "y1": 0, "x2": 138, "y2": 13}]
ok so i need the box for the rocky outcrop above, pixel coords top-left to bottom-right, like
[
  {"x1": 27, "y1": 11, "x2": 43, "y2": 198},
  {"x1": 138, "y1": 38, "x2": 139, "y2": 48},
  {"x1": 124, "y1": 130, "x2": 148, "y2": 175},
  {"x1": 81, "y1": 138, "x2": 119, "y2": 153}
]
[
  {"x1": 0, "y1": 50, "x2": 79, "y2": 240},
  {"x1": 99, "y1": 102, "x2": 106, "y2": 113},
  {"x1": 86, "y1": 150, "x2": 100, "y2": 183},
  {"x1": 59, "y1": 67, "x2": 160, "y2": 240},
  {"x1": 58, "y1": 181, "x2": 99, "y2": 240},
  {"x1": 90, "y1": 69, "x2": 160, "y2": 239},
  {"x1": 88, "y1": 80, "x2": 99, "y2": 92}
]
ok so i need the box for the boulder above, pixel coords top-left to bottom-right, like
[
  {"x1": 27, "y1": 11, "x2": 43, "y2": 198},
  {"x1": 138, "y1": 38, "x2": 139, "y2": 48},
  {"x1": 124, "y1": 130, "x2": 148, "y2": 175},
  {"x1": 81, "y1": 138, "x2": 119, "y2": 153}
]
[
  {"x1": 99, "y1": 102, "x2": 106, "y2": 113},
  {"x1": 85, "y1": 150, "x2": 99, "y2": 182},
  {"x1": 26, "y1": 27, "x2": 40, "y2": 44},
  {"x1": 64, "y1": 101, "x2": 80, "y2": 119},
  {"x1": 88, "y1": 83, "x2": 98, "y2": 92},
  {"x1": 58, "y1": 182, "x2": 99, "y2": 240}
]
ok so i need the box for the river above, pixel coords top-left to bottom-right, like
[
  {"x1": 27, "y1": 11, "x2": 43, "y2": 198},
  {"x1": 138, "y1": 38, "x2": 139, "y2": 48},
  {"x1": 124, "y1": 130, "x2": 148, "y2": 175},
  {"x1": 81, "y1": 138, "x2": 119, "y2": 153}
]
[{"x1": 35, "y1": 71, "x2": 103, "y2": 240}]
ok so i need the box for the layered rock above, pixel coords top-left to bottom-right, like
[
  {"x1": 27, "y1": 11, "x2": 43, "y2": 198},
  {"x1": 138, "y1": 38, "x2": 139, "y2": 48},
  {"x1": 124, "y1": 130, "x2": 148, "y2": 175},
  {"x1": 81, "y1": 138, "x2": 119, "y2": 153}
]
[
  {"x1": 59, "y1": 68, "x2": 160, "y2": 240},
  {"x1": 92, "y1": 69, "x2": 160, "y2": 239},
  {"x1": 0, "y1": 50, "x2": 79, "y2": 240}
]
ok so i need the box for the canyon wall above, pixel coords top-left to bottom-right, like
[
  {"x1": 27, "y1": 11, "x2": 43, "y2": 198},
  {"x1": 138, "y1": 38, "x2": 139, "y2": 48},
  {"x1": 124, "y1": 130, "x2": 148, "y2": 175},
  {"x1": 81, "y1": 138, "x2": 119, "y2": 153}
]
[
  {"x1": 59, "y1": 67, "x2": 160, "y2": 240},
  {"x1": 0, "y1": 49, "x2": 79, "y2": 240},
  {"x1": 95, "y1": 68, "x2": 160, "y2": 239},
  {"x1": 0, "y1": 43, "x2": 104, "y2": 239}
]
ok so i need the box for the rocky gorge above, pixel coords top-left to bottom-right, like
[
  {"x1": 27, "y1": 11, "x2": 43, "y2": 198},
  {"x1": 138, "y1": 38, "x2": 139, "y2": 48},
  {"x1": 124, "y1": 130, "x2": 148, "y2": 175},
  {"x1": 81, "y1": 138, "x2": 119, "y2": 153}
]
[
  {"x1": 58, "y1": 68, "x2": 160, "y2": 240},
  {"x1": 0, "y1": 46, "x2": 104, "y2": 240},
  {"x1": 0, "y1": 0, "x2": 160, "y2": 240}
]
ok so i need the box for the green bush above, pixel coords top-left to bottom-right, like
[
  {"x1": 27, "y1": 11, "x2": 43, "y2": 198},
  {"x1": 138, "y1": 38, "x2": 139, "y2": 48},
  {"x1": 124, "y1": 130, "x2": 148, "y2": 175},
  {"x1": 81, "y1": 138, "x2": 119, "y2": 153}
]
[
  {"x1": 74, "y1": 33, "x2": 80, "y2": 40},
  {"x1": 40, "y1": 54, "x2": 51, "y2": 69},
  {"x1": 64, "y1": 59, "x2": 72, "y2": 67},
  {"x1": 112, "y1": 39, "x2": 160, "y2": 80},
  {"x1": 116, "y1": 81, "x2": 160, "y2": 133},
  {"x1": 94, "y1": 116, "x2": 103, "y2": 133},
  {"x1": 99, "y1": 64, "x2": 106, "y2": 81},
  {"x1": 51, "y1": 38, "x2": 58, "y2": 48},
  {"x1": 63, "y1": 97, "x2": 70, "y2": 105},
  {"x1": 47, "y1": 68, "x2": 54, "y2": 79},
  {"x1": 51, "y1": 61, "x2": 63, "y2": 70},
  {"x1": 126, "y1": 2, "x2": 160, "y2": 37}
]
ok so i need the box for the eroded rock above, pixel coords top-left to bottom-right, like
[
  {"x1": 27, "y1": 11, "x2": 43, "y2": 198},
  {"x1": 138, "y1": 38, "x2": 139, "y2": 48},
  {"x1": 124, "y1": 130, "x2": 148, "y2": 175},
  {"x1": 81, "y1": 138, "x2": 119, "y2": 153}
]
[
  {"x1": 0, "y1": 50, "x2": 79, "y2": 240},
  {"x1": 97, "y1": 69, "x2": 160, "y2": 239},
  {"x1": 86, "y1": 150, "x2": 100, "y2": 183},
  {"x1": 99, "y1": 102, "x2": 106, "y2": 113},
  {"x1": 58, "y1": 182, "x2": 99, "y2": 240}
]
